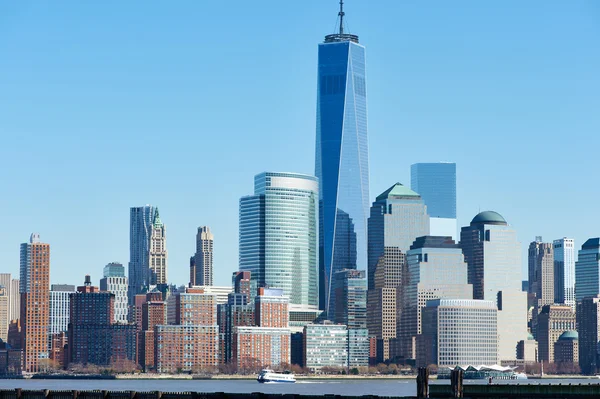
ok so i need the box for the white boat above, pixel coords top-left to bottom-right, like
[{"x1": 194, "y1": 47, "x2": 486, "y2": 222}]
[{"x1": 257, "y1": 369, "x2": 296, "y2": 383}]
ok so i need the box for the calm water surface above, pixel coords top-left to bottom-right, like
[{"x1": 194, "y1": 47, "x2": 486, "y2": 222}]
[{"x1": 0, "y1": 379, "x2": 597, "y2": 397}]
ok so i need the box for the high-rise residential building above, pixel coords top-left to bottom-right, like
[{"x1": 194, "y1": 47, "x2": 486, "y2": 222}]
[
  {"x1": 577, "y1": 296, "x2": 600, "y2": 374},
  {"x1": 9, "y1": 279, "x2": 19, "y2": 323},
  {"x1": 233, "y1": 271, "x2": 251, "y2": 300},
  {"x1": 537, "y1": 304, "x2": 576, "y2": 363},
  {"x1": 332, "y1": 269, "x2": 366, "y2": 329},
  {"x1": 68, "y1": 276, "x2": 137, "y2": 367},
  {"x1": 315, "y1": 3, "x2": 369, "y2": 316},
  {"x1": 303, "y1": 323, "x2": 348, "y2": 372},
  {"x1": 419, "y1": 299, "x2": 498, "y2": 368},
  {"x1": 460, "y1": 211, "x2": 528, "y2": 361},
  {"x1": 149, "y1": 209, "x2": 167, "y2": 285},
  {"x1": 128, "y1": 205, "x2": 156, "y2": 304},
  {"x1": 155, "y1": 325, "x2": 219, "y2": 373},
  {"x1": 367, "y1": 183, "x2": 429, "y2": 360},
  {"x1": 191, "y1": 226, "x2": 214, "y2": 286},
  {"x1": 399, "y1": 236, "x2": 473, "y2": 361},
  {"x1": 49, "y1": 284, "x2": 75, "y2": 350},
  {"x1": 410, "y1": 162, "x2": 457, "y2": 240},
  {"x1": 186, "y1": 286, "x2": 232, "y2": 306},
  {"x1": 528, "y1": 237, "x2": 554, "y2": 306},
  {"x1": 0, "y1": 288, "x2": 8, "y2": 341},
  {"x1": 553, "y1": 238, "x2": 575, "y2": 308},
  {"x1": 232, "y1": 327, "x2": 291, "y2": 371},
  {"x1": 239, "y1": 172, "x2": 319, "y2": 310},
  {"x1": 575, "y1": 238, "x2": 600, "y2": 302},
  {"x1": 100, "y1": 262, "x2": 129, "y2": 324},
  {"x1": 218, "y1": 292, "x2": 255, "y2": 365},
  {"x1": 255, "y1": 288, "x2": 289, "y2": 328},
  {"x1": 138, "y1": 294, "x2": 166, "y2": 371},
  {"x1": 20, "y1": 233, "x2": 50, "y2": 373}
]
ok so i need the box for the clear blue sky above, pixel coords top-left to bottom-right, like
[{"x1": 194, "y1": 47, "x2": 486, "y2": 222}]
[{"x1": 1, "y1": 1, "x2": 599, "y2": 287}]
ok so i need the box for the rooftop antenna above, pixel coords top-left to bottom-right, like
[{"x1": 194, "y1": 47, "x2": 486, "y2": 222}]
[{"x1": 338, "y1": 0, "x2": 345, "y2": 35}]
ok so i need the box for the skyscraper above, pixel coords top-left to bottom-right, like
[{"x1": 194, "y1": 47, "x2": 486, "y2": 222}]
[
  {"x1": 528, "y1": 237, "x2": 554, "y2": 306},
  {"x1": 460, "y1": 211, "x2": 528, "y2": 362},
  {"x1": 577, "y1": 296, "x2": 600, "y2": 374},
  {"x1": 410, "y1": 162, "x2": 457, "y2": 240},
  {"x1": 332, "y1": 269, "x2": 367, "y2": 329},
  {"x1": 20, "y1": 233, "x2": 50, "y2": 372},
  {"x1": 575, "y1": 238, "x2": 600, "y2": 302},
  {"x1": 239, "y1": 172, "x2": 319, "y2": 311},
  {"x1": 553, "y1": 238, "x2": 575, "y2": 308},
  {"x1": 537, "y1": 304, "x2": 575, "y2": 363},
  {"x1": 49, "y1": 284, "x2": 75, "y2": 349},
  {"x1": 128, "y1": 205, "x2": 156, "y2": 304},
  {"x1": 315, "y1": 2, "x2": 369, "y2": 314},
  {"x1": 366, "y1": 183, "x2": 429, "y2": 360},
  {"x1": 100, "y1": 262, "x2": 129, "y2": 324},
  {"x1": 149, "y1": 209, "x2": 167, "y2": 285},
  {"x1": 192, "y1": 226, "x2": 214, "y2": 286}
]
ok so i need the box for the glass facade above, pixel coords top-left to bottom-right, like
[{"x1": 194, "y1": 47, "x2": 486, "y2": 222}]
[
  {"x1": 332, "y1": 269, "x2": 367, "y2": 329},
  {"x1": 410, "y1": 163, "x2": 456, "y2": 218},
  {"x1": 554, "y1": 238, "x2": 576, "y2": 308},
  {"x1": 239, "y1": 172, "x2": 319, "y2": 310},
  {"x1": 575, "y1": 238, "x2": 600, "y2": 302},
  {"x1": 128, "y1": 205, "x2": 156, "y2": 304},
  {"x1": 315, "y1": 35, "x2": 369, "y2": 315}
]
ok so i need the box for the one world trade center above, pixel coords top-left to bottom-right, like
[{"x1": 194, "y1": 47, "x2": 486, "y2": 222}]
[{"x1": 315, "y1": 1, "x2": 369, "y2": 318}]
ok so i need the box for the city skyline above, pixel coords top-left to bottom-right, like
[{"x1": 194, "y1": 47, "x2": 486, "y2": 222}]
[{"x1": 1, "y1": 1, "x2": 599, "y2": 287}]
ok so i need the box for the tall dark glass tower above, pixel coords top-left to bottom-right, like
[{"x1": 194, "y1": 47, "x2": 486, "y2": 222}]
[{"x1": 315, "y1": 1, "x2": 369, "y2": 316}]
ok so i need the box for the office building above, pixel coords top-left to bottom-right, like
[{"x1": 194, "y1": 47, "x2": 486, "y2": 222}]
[
  {"x1": 232, "y1": 327, "x2": 291, "y2": 371},
  {"x1": 348, "y1": 328, "x2": 369, "y2": 368},
  {"x1": 575, "y1": 238, "x2": 600, "y2": 302},
  {"x1": 149, "y1": 209, "x2": 167, "y2": 285},
  {"x1": 20, "y1": 233, "x2": 50, "y2": 373},
  {"x1": 420, "y1": 299, "x2": 498, "y2": 367},
  {"x1": 0, "y1": 288, "x2": 7, "y2": 341},
  {"x1": 577, "y1": 296, "x2": 600, "y2": 374},
  {"x1": 410, "y1": 162, "x2": 457, "y2": 240},
  {"x1": 68, "y1": 276, "x2": 136, "y2": 367},
  {"x1": 240, "y1": 172, "x2": 318, "y2": 310},
  {"x1": 154, "y1": 325, "x2": 219, "y2": 373},
  {"x1": 537, "y1": 304, "x2": 576, "y2": 363},
  {"x1": 367, "y1": 183, "x2": 429, "y2": 360},
  {"x1": 553, "y1": 238, "x2": 575, "y2": 308},
  {"x1": 399, "y1": 236, "x2": 473, "y2": 361},
  {"x1": 315, "y1": 3, "x2": 369, "y2": 315},
  {"x1": 291, "y1": 332, "x2": 304, "y2": 367},
  {"x1": 49, "y1": 284, "x2": 75, "y2": 350},
  {"x1": 191, "y1": 226, "x2": 214, "y2": 286},
  {"x1": 332, "y1": 269, "x2": 366, "y2": 329},
  {"x1": 187, "y1": 286, "x2": 232, "y2": 306},
  {"x1": 460, "y1": 211, "x2": 528, "y2": 361},
  {"x1": 303, "y1": 323, "x2": 348, "y2": 372},
  {"x1": 528, "y1": 237, "x2": 554, "y2": 306},
  {"x1": 128, "y1": 205, "x2": 156, "y2": 304},
  {"x1": 554, "y1": 331, "x2": 578, "y2": 364},
  {"x1": 517, "y1": 334, "x2": 538, "y2": 364},
  {"x1": 100, "y1": 262, "x2": 128, "y2": 324}
]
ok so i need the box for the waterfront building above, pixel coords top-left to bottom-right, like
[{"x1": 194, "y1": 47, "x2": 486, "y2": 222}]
[
  {"x1": 553, "y1": 238, "x2": 575, "y2": 308},
  {"x1": 167, "y1": 292, "x2": 217, "y2": 326},
  {"x1": 68, "y1": 276, "x2": 136, "y2": 367},
  {"x1": 191, "y1": 226, "x2": 214, "y2": 286},
  {"x1": 459, "y1": 211, "x2": 528, "y2": 361},
  {"x1": 0, "y1": 288, "x2": 7, "y2": 341},
  {"x1": 20, "y1": 233, "x2": 50, "y2": 373},
  {"x1": 399, "y1": 236, "x2": 473, "y2": 361},
  {"x1": 410, "y1": 162, "x2": 457, "y2": 240},
  {"x1": 528, "y1": 237, "x2": 554, "y2": 306},
  {"x1": 348, "y1": 328, "x2": 369, "y2": 368},
  {"x1": 303, "y1": 323, "x2": 348, "y2": 372},
  {"x1": 367, "y1": 183, "x2": 429, "y2": 360},
  {"x1": 148, "y1": 209, "x2": 167, "y2": 285},
  {"x1": 218, "y1": 292, "x2": 255, "y2": 365},
  {"x1": 0, "y1": 340, "x2": 22, "y2": 375},
  {"x1": 138, "y1": 296, "x2": 166, "y2": 371},
  {"x1": 128, "y1": 205, "x2": 156, "y2": 304},
  {"x1": 291, "y1": 332, "x2": 304, "y2": 367},
  {"x1": 154, "y1": 325, "x2": 219, "y2": 373},
  {"x1": 516, "y1": 334, "x2": 538, "y2": 364},
  {"x1": 186, "y1": 286, "x2": 232, "y2": 306},
  {"x1": 537, "y1": 304, "x2": 576, "y2": 363},
  {"x1": 48, "y1": 332, "x2": 67, "y2": 369},
  {"x1": 255, "y1": 288, "x2": 289, "y2": 328},
  {"x1": 332, "y1": 269, "x2": 366, "y2": 329},
  {"x1": 100, "y1": 263, "x2": 128, "y2": 324},
  {"x1": 315, "y1": 3, "x2": 370, "y2": 316},
  {"x1": 554, "y1": 331, "x2": 578, "y2": 365},
  {"x1": 232, "y1": 326, "x2": 291, "y2": 371},
  {"x1": 49, "y1": 284, "x2": 75, "y2": 350},
  {"x1": 575, "y1": 238, "x2": 600, "y2": 301},
  {"x1": 577, "y1": 296, "x2": 600, "y2": 374},
  {"x1": 420, "y1": 299, "x2": 498, "y2": 368},
  {"x1": 240, "y1": 172, "x2": 318, "y2": 310}
]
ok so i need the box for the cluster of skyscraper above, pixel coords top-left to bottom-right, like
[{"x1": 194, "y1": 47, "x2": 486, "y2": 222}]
[{"x1": 4, "y1": 2, "x2": 600, "y2": 376}]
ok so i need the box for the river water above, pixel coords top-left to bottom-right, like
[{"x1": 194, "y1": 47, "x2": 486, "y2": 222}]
[{"x1": 0, "y1": 378, "x2": 597, "y2": 397}]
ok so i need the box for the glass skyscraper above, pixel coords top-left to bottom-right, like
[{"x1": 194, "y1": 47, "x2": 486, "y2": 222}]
[
  {"x1": 575, "y1": 238, "x2": 600, "y2": 302},
  {"x1": 128, "y1": 205, "x2": 155, "y2": 304},
  {"x1": 239, "y1": 172, "x2": 319, "y2": 311},
  {"x1": 315, "y1": 6, "x2": 369, "y2": 316},
  {"x1": 410, "y1": 163, "x2": 457, "y2": 240},
  {"x1": 553, "y1": 237, "x2": 575, "y2": 308}
]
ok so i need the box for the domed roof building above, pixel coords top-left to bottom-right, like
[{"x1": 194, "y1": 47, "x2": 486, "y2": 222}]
[
  {"x1": 554, "y1": 330, "x2": 579, "y2": 364},
  {"x1": 470, "y1": 211, "x2": 507, "y2": 226}
]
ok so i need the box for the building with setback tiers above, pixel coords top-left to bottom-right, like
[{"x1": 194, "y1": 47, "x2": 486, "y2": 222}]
[
  {"x1": 20, "y1": 233, "x2": 50, "y2": 373},
  {"x1": 191, "y1": 226, "x2": 214, "y2": 286},
  {"x1": 148, "y1": 209, "x2": 168, "y2": 285},
  {"x1": 528, "y1": 238, "x2": 554, "y2": 307},
  {"x1": 460, "y1": 211, "x2": 528, "y2": 362},
  {"x1": 537, "y1": 304, "x2": 576, "y2": 363},
  {"x1": 367, "y1": 183, "x2": 429, "y2": 361},
  {"x1": 100, "y1": 263, "x2": 128, "y2": 324}
]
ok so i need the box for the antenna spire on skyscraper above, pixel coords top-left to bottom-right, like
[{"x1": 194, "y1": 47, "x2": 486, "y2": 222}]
[{"x1": 338, "y1": 0, "x2": 345, "y2": 35}]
